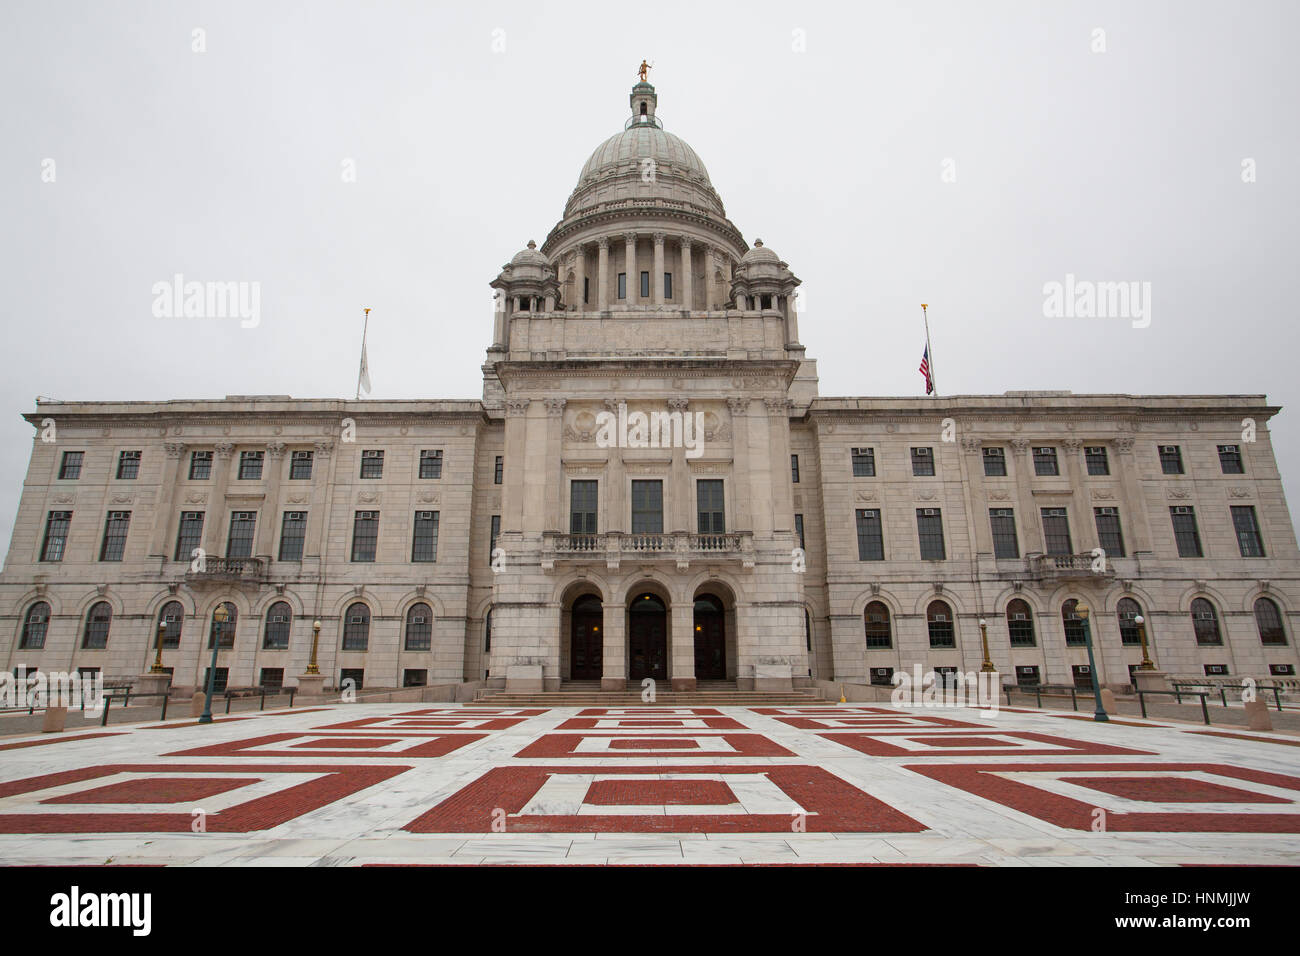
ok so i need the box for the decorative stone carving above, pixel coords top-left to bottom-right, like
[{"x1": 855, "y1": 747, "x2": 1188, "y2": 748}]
[
  {"x1": 505, "y1": 398, "x2": 532, "y2": 416},
  {"x1": 314, "y1": 440, "x2": 335, "y2": 459},
  {"x1": 185, "y1": 492, "x2": 207, "y2": 504},
  {"x1": 1115, "y1": 437, "x2": 1135, "y2": 454},
  {"x1": 417, "y1": 491, "x2": 440, "y2": 503},
  {"x1": 358, "y1": 491, "x2": 380, "y2": 503},
  {"x1": 110, "y1": 494, "x2": 133, "y2": 504},
  {"x1": 667, "y1": 397, "x2": 689, "y2": 412},
  {"x1": 1063, "y1": 438, "x2": 1082, "y2": 449},
  {"x1": 1009, "y1": 439, "x2": 1030, "y2": 456},
  {"x1": 960, "y1": 437, "x2": 982, "y2": 455},
  {"x1": 543, "y1": 398, "x2": 567, "y2": 416},
  {"x1": 726, "y1": 397, "x2": 749, "y2": 416},
  {"x1": 164, "y1": 442, "x2": 188, "y2": 459},
  {"x1": 215, "y1": 442, "x2": 234, "y2": 459},
  {"x1": 1091, "y1": 488, "x2": 1116, "y2": 500},
  {"x1": 988, "y1": 490, "x2": 1010, "y2": 501},
  {"x1": 266, "y1": 442, "x2": 286, "y2": 459},
  {"x1": 51, "y1": 493, "x2": 74, "y2": 504},
  {"x1": 1167, "y1": 488, "x2": 1192, "y2": 499},
  {"x1": 1228, "y1": 487, "x2": 1252, "y2": 498},
  {"x1": 286, "y1": 494, "x2": 308, "y2": 504},
  {"x1": 855, "y1": 489, "x2": 877, "y2": 502}
]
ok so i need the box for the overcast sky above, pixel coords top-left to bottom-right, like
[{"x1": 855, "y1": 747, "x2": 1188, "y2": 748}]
[{"x1": 2, "y1": 0, "x2": 1298, "y2": 553}]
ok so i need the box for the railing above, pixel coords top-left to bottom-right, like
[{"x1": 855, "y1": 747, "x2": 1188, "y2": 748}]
[
  {"x1": 186, "y1": 556, "x2": 266, "y2": 583},
  {"x1": 1026, "y1": 552, "x2": 1115, "y2": 578},
  {"x1": 544, "y1": 531, "x2": 753, "y2": 569}
]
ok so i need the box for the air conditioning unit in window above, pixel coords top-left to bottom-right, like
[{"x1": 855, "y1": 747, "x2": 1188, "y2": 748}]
[
  {"x1": 1173, "y1": 506, "x2": 1192, "y2": 514},
  {"x1": 1196, "y1": 612, "x2": 1215, "y2": 620},
  {"x1": 871, "y1": 668, "x2": 892, "y2": 677},
  {"x1": 1077, "y1": 665, "x2": 1091, "y2": 673},
  {"x1": 1161, "y1": 445, "x2": 1178, "y2": 453},
  {"x1": 412, "y1": 615, "x2": 427, "y2": 625},
  {"x1": 933, "y1": 613, "x2": 949, "y2": 622},
  {"x1": 922, "y1": 508, "x2": 938, "y2": 516},
  {"x1": 417, "y1": 511, "x2": 435, "y2": 520},
  {"x1": 1017, "y1": 666, "x2": 1037, "y2": 675},
  {"x1": 915, "y1": 448, "x2": 931, "y2": 456},
  {"x1": 1011, "y1": 613, "x2": 1027, "y2": 621}
]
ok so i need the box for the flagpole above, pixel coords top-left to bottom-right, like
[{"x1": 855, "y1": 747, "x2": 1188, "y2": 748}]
[
  {"x1": 355, "y1": 308, "x2": 371, "y2": 400},
  {"x1": 921, "y1": 303, "x2": 937, "y2": 397}
]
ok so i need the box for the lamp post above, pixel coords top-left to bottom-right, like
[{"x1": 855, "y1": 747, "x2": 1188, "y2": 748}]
[
  {"x1": 978, "y1": 618, "x2": 995, "y2": 673},
  {"x1": 150, "y1": 620, "x2": 167, "y2": 674},
  {"x1": 306, "y1": 620, "x2": 322, "y2": 676},
  {"x1": 198, "y1": 603, "x2": 228, "y2": 725},
  {"x1": 1074, "y1": 602, "x2": 1109, "y2": 722},
  {"x1": 1135, "y1": 614, "x2": 1154, "y2": 670}
]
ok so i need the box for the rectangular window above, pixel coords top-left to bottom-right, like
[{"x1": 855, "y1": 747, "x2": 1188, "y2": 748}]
[
  {"x1": 570, "y1": 480, "x2": 597, "y2": 535},
  {"x1": 794, "y1": 514, "x2": 805, "y2": 549},
  {"x1": 58, "y1": 451, "x2": 83, "y2": 480},
  {"x1": 278, "y1": 512, "x2": 306, "y2": 561},
  {"x1": 494, "y1": 456, "x2": 503, "y2": 484},
  {"x1": 1033, "y1": 447, "x2": 1058, "y2": 476},
  {"x1": 851, "y1": 447, "x2": 875, "y2": 477},
  {"x1": 856, "y1": 509, "x2": 884, "y2": 561},
  {"x1": 1016, "y1": 665, "x2": 1041, "y2": 687},
  {"x1": 664, "y1": 272, "x2": 672, "y2": 299},
  {"x1": 790, "y1": 454, "x2": 800, "y2": 483},
  {"x1": 697, "y1": 479, "x2": 725, "y2": 534},
  {"x1": 1204, "y1": 663, "x2": 1229, "y2": 676},
  {"x1": 339, "y1": 669, "x2": 364, "y2": 691},
  {"x1": 189, "y1": 450, "x2": 213, "y2": 480},
  {"x1": 1093, "y1": 507, "x2": 1126, "y2": 557},
  {"x1": 115, "y1": 450, "x2": 141, "y2": 480},
  {"x1": 1041, "y1": 507, "x2": 1073, "y2": 555},
  {"x1": 617, "y1": 273, "x2": 626, "y2": 299},
  {"x1": 351, "y1": 511, "x2": 379, "y2": 562},
  {"x1": 360, "y1": 449, "x2": 384, "y2": 479},
  {"x1": 260, "y1": 668, "x2": 284, "y2": 689},
  {"x1": 238, "y1": 450, "x2": 263, "y2": 480},
  {"x1": 403, "y1": 669, "x2": 428, "y2": 687},
  {"x1": 419, "y1": 449, "x2": 443, "y2": 479},
  {"x1": 99, "y1": 511, "x2": 130, "y2": 561},
  {"x1": 1159, "y1": 445, "x2": 1184, "y2": 475},
  {"x1": 916, "y1": 509, "x2": 946, "y2": 560},
  {"x1": 1170, "y1": 506, "x2": 1203, "y2": 557},
  {"x1": 911, "y1": 447, "x2": 935, "y2": 476},
  {"x1": 40, "y1": 511, "x2": 72, "y2": 562},
  {"x1": 290, "y1": 450, "x2": 313, "y2": 480},
  {"x1": 1085, "y1": 446, "x2": 1110, "y2": 476},
  {"x1": 225, "y1": 511, "x2": 256, "y2": 558},
  {"x1": 989, "y1": 508, "x2": 1019, "y2": 559},
  {"x1": 412, "y1": 511, "x2": 439, "y2": 562},
  {"x1": 869, "y1": 667, "x2": 894, "y2": 687},
  {"x1": 631, "y1": 480, "x2": 664, "y2": 534},
  {"x1": 983, "y1": 446, "x2": 1006, "y2": 477},
  {"x1": 1231, "y1": 505, "x2": 1265, "y2": 557},
  {"x1": 1218, "y1": 444, "x2": 1244, "y2": 474},
  {"x1": 174, "y1": 511, "x2": 204, "y2": 561},
  {"x1": 640, "y1": 271, "x2": 649, "y2": 298},
  {"x1": 204, "y1": 667, "x2": 229, "y2": 694},
  {"x1": 489, "y1": 515, "x2": 500, "y2": 564}
]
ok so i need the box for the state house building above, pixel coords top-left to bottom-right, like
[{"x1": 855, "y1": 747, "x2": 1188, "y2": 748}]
[{"x1": 3, "y1": 80, "x2": 1298, "y2": 696}]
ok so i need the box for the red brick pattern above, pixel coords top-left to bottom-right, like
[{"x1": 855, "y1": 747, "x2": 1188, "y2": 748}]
[
  {"x1": 514, "y1": 733, "x2": 795, "y2": 758},
  {"x1": 41, "y1": 776, "x2": 257, "y2": 805},
  {"x1": 556, "y1": 716, "x2": 749, "y2": 730},
  {"x1": 908, "y1": 762, "x2": 1300, "y2": 832},
  {"x1": 584, "y1": 779, "x2": 736, "y2": 806},
  {"x1": 165, "y1": 731, "x2": 487, "y2": 759},
  {"x1": 819, "y1": 730, "x2": 1155, "y2": 758},
  {"x1": 404, "y1": 764, "x2": 928, "y2": 834},
  {"x1": 0, "y1": 732, "x2": 125, "y2": 751},
  {"x1": 1058, "y1": 776, "x2": 1291, "y2": 805}
]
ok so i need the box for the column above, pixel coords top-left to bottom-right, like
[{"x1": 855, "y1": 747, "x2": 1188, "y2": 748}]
[
  {"x1": 601, "y1": 601, "x2": 626, "y2": 690},
  {"x1": 542, "y1": 399, "x2": 566, "y2": 529},
  {"x1": 574, "y1": 246, "x2": 587, "y2": 313},
  {"x1": 652, "y1": 232, "x2": 666, "y2": 305},
  {"x1": 785, "y1": 289, "x2": 801, "y2": 345},
  {"x1": 764, "y1": 399, "x2": 795, "y2": 531},
  {"x1": 671, "y1": 600, "x2": 695, "y2": 691},
  {"x1": 304, "y1": 440, "x2": 334, "y2": 562},
  {"x1": 1063, "y1": 438, "x2": 1094, "y2": 552},
  {"x1": 596, "y1": 237, "x2": 609, "y2": 309},
  {"x1": 201, "y1": 442, "x2": 234, "y2": 557},
  {"x1": 604, "y1": 399, "x2": 626, "y2": 532},
  {"x1": 504, "y1": 400, "x2": 532, "y2": 530},
  {"x1": 680, "y1": 238, "x2": 693, "y2": 311},
  {"x1": 1114, "y1": 437, "x2": 1153, "y2": 553},
  {"x1": 668, "y1": 398, "x2": 691, "y2": 532},
  {"x1": 728, "y1": 398, "x2": 751, "y2": 530},
  {"x1": 150, "y1": 441, "x2": 187, "y2": 557},
  {"x1": 624, "y1": 232, "x2": 638, "y2": 303},
  {"x1": 1009, "y1": 439, "x2": 1040, "y2": 547},
  {"x1": 255, "y1": 442, "x2": 285, "y2": 559},
  {"x1": 706, "y1": 246, "x2": 718, "y2": 310}
]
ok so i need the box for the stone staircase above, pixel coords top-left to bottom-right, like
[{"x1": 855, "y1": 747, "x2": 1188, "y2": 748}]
[{"x1": 468, "y1": 679, "x2": 823, "y2": 707}]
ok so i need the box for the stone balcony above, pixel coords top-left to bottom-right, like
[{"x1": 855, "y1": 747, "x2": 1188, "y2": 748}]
[
  {"x1": 541, "y1": 531, "x2": 755, "y2": 571},
  {"x1": 1024, "y1": 552, "x2": 1117, "y2": 581},
  {"x1": 185, "y1": 556, "x2": 268, "y2": 587}
]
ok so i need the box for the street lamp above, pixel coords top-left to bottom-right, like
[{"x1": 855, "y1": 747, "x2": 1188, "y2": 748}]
[
  {"x1": 150, "y1": 620, "x2": 167, "y2": 674},
  {"x1": 1074, "y1": 602, "x2": 1109, "y2": 722},
  {"x1": 1134, "y1": 614, "x2": 1155, "y2": 670},
  {"x1": 306, "y1": 620, "x2": 322, "y2": 676},
  {"x1": 978, "y1": 618, "x2": 995, "y2": 673},
  {"x1": 198, "y1": 603, "x2": 228, "y2": 724}
]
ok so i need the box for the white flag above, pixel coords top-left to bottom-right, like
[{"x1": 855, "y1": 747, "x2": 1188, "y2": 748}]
[{"x1": 358, "y1": 341, "x2": 372, "y2": 395}]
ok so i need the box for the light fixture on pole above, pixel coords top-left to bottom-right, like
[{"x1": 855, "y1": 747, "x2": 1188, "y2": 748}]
[
  {"x1": 150, "y1": 620, "x2": 167, "y2": 674},
  {"x1": 1134, "y1": 614, "x2": 1154, "y2": 670},
  {"x1": 1074, "y1": 602, "x2": 1109, "y2": 722},
  {"x1": 198, "y1": 604, "x2": 228, "y2": 725},
  {"x1": 306, "y1": 620, "x2": 322, "y2": 676},
  {"x1": 978, "y1": 618, "x2": 995, "y2": 673}
]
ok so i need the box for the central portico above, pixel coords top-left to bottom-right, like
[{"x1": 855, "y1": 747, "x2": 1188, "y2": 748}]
[{"x1": 481, "y1": 80, "x2": 812, "y2": 693}]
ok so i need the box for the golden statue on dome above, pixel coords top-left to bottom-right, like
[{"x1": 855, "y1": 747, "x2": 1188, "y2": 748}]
[{"x1": 638, "y1": 59, "x2": 652, "y2": 82}]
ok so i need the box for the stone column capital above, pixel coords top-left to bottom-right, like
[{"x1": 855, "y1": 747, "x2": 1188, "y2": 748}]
[
  {"x1": 622, "y1": 232, "x2": 638, "y2": 245},
  {"x1": 543, "y1": 398, "x2": 567, "y2": 416},
  {"x1": 680, "y1": 236, "x2": 692, "y2": 252},
  {"x1": 1009, "y1": 439, "x2": 1030, "y2": 457},
  {"x1": 266, "y1": 441, "x2": 287, "y2": 458},
  {"x1": 652, "y1": 232, "x2": 666, "y2": 246},
  {"x1": 596, "y1": 236, "x2": 609, "y2": 251},
  {"x1": 164, "y1": 442, "x2": 188, "y2": 459},
  {"x1": 960, "y1": 437, "x2": 982, "y2": 455},
  {"x1": 214, "y1": 442, "x2": 234, "y2": 459},
  {"x1": 727, "y1": 397, "x2": 749, "y2": 416},
  {"x1": 1115, "y1": 436, "x2": 1135, "y2": 454},
  {"x1": 667, "y1": 397, "x2": 689, "y2": 412},
  {"x1": 505, "y1": 398, "x2": 532, "y2": 417},
  {"x1": 314, "y1": 440, "x2": 335, "y2": 459}
]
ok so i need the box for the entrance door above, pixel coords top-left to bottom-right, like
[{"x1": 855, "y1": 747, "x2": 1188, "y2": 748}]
[
  {"x1": 628, "y1": 593, "x2": 667, "y2": 680},
  {"x1": 693, "y1": 595, "x2": 726, "y2": 680},
  {"x1": 570, "y1": 595, "x2": 603, "y2": 680}
]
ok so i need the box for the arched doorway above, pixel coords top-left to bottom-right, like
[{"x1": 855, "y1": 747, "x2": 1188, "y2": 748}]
[
  {"x1": 629, "y1": 592, "x2": 667, "y2": 680},
  {"x1": 570, "y1": 594, "x2": 603, "y2": 680},
  {"x1": 694, "y1": 594, "x2": 726, "y2": 680}
]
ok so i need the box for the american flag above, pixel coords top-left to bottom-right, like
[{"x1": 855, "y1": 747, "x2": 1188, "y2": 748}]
[{"x1": 919, "y1": 345, "x2": 934, "y2": 395}]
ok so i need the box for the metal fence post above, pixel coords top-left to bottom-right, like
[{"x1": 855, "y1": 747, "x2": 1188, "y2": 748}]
[
  {"x1": 1070, "y1": 687, "x2": 1078, "y2": 711},
  {"x1": 1200, "y1": 693, "x2": 1210, "y2": 725},
  {"x1": 1138, "y1": 690, "x2": 1148, "y2": 719},
  {"x1": 1273, "y1": 686, "x2": 1283, "y2": 712},
  {"x1": 160, "y1": 693, "x2": 168, "y2": 721},
  {"x1": 100, "y1": 695, "x2": 112, "y2": 728}
]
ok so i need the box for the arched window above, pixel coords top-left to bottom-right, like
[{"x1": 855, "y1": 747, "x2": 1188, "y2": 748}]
[
  {"x1": 208, "y1": 602, "x2": 237, "y2": 649},
  {"x1": 158, "y1": 601, "x2": 184, "y2": 649},
  {"x1": 1062, "y1": 599, "x2": 1086, "y2": 646},
  {"x1": 20, "y1": 602, "x2": 50, "y2": 649},
  {"x1": 927, "y1": 600, "x2": 954, "y2": 648},
  {"x1": 82, "y1": 602, "x2": 112, "y2": 649},
  {"x1": 484, "y1": 608, "x2": 492, "y2": 653},
  {"x1": 1255, "y1": 597, "x2": 1287, "y2": 646},
  {"x1": 805, "y1": 610, "x2": 812, "y2": 651},
  {"x1": 342, "y1": 602, "x2": 370, "y2": 651},
  {"x1": 1006, "y1": 599, "x2": 1035, "y2": 647},
  {"x1": 1117, "y1": 598, "x2": 1144, "y2": 646},
  {"x1": 263, "y1": 601, "x2": 291, "y2": 650},
  {"x1": 864, "y1": 602, "x2": 892, "y2": 648},
  {"x1": 1191, "y1": 598, "x2": 1222, "y2": 645},
  {"x1": 405, "y1": 603, "x2": 433, "y2": 651}
]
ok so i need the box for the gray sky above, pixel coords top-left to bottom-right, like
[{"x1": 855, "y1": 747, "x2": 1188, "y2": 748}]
[{"x1": 2, "y1": 0, "x2": 1298, "y2": 552}]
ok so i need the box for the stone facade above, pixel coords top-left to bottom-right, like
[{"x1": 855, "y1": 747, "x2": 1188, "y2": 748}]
[{"x1": 2, "y1": 81, "x2": 1298, "y2": 694}]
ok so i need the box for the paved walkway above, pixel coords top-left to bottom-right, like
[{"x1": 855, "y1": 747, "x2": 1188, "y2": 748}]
[{"x1": 0, "y1": 702, "x2": 1297, "y2": 866}]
